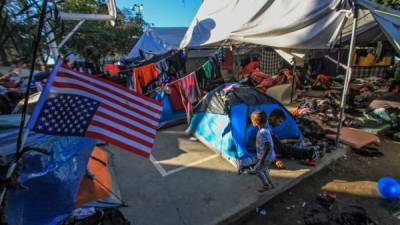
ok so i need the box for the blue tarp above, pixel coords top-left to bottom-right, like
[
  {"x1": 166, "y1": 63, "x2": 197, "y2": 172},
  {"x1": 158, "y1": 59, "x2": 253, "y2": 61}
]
[
  {"x1": 128, "y1": 27, "x2": 188, "y2": 58},
  {"x1": 2, "y1": 130, "x2": 95, "y2": 225},
  {"x1": 154, "y1": 91, "x2": 186, "y2": 127}
]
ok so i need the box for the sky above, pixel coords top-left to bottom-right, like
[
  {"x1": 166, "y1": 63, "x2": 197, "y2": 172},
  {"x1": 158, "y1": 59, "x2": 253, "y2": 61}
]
[{"x1": 117, "y1": 0, "x2": 202, "y2": 27}]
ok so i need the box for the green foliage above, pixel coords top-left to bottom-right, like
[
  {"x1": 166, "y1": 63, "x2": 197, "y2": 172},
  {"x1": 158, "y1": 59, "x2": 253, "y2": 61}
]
[
  {"x1": 0, "y1": 0, "x2": 142, "y2": 66},
  {"x1": 374, "y1": 0, "x2": 400, "y2": 10},
  {"x1": 62, "y1": 0, "x2": 142, "y2": 59}
]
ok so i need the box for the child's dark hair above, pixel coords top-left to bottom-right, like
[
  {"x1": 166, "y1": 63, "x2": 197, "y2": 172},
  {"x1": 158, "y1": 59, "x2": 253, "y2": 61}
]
[
  {"x1": 269, "y1": 109, "x2": 286, "y2": 120},
  {"x1": 251, "y1": 110, "x2": 267, "y2": 125}
]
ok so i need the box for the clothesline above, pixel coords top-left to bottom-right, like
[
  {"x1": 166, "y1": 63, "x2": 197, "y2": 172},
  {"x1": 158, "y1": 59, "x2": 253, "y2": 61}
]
[
  {"x1": 115, "y1": 50, "x2": 181, "y2": 74},
  {"x1": 118, "y1": 38, "x2": 228, "y2": 75},
  {"x1": 133, "y1": 46, "x2": 224, "y2": 96},
  {"x1": 167, "y1": 46, "x2": 225, "y2": 87}
]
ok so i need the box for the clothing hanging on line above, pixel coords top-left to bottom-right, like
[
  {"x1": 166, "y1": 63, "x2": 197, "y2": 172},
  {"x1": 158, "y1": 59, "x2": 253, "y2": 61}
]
[
  {"x1": 168, "y1": 81, "x2": 185, "y2": 111},
  {"x1": 202, "y1": 61, "x2": 214, "y2": 80},
  {"x1": 177, "y1": 72, "x2": 202, "y2": 123},
  {"x1": 209, "y1": 55, "x2": 221, "y2": 78},
  {"x1": 133, "y1": 63, "x2": 159, "y2": 94}
]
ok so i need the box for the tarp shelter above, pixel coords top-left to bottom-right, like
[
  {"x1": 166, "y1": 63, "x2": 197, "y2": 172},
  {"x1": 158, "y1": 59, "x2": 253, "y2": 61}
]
[
  {"x1": 128, "y1": 27, "x2": 188, "y2": 58},
  {"x1": 180, "y1": 0, "x2": 400, "y2": 54},
  {"x1": 1, "y1": 120, "x2": 122, "y2": 225},
  {"x1": 2, "y1": 130, "x2": 95, "y2": 225},
  {"x1": 188, "y1": 84, "x2": 303, "y2": 169},
  {"x1": 182, "y1": 0, "x2": 400, "y2": 145},
  {"x1": 180, "y1": 0, "x2": 352, "y2": 49}
]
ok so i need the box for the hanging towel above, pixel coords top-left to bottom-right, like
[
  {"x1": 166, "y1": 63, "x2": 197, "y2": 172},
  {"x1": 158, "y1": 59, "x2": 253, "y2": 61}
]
[
  {"x1": 168, "y1": 82, "x2": 185, "y2": 111},
  {"x1": 202, "y1": 61, "x2": 214, "y2": 80},
  {"x1": 133, "y1": 63, "x2": 159, "y2": 93},
  {"x1": 178, "y1": 72, "x2": 201, "y2": 122}
]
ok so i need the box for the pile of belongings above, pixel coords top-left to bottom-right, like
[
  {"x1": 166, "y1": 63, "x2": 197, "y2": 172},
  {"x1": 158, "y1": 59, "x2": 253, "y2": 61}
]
[
  {"x1": 304, "y1": 192, "x2": 378, "y2": 225},
  {"x1": 312, "y1": 74, "x2": 332, "y2": 90},
  {"x1": 290, "y1": 93, "x2": 344, "y2": 153},
  {"x1": 62, "y1": 208, "x2": 130, "y2": 225},
  {"x1": 345, "y1": 106, "x2": 400, "y2": 136},
  {"x1": 293, "y1": 92, "x2": 341, "y2": 128}
]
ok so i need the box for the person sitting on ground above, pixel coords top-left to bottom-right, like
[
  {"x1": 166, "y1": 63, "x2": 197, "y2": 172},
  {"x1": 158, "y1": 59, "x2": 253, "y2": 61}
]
[{"x1": 250, "y1": 109, "x2": 284, "y2": 192}]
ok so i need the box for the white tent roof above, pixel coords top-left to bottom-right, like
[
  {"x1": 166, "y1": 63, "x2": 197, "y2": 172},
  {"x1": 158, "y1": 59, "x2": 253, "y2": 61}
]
[
  {"x1": 181, "y1": 0, "x2": 399, "y2": 54},
  {"x1": 128, "y1": 27, "x2": 187, "y2": 58},
  {"x1": 180, "y1": 0, "x2": 351, "y2": 49}
]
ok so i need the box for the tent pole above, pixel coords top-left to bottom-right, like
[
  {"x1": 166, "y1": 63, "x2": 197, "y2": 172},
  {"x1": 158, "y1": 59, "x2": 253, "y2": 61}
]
[
  {"x1": 335, "y1": 1, "x2": 358, "y2": 147},
  {"x1": 335, "y1": 32, "x2": 342, "y2": 76},
  {"x1": 290, "y1": 58, "x2": 296, "y2": 103}
]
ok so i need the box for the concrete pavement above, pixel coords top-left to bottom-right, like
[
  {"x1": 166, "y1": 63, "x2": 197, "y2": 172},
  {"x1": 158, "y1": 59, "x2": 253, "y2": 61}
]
[{"x1": 105, "y1": 124, "x2": 346, "y2": 225}]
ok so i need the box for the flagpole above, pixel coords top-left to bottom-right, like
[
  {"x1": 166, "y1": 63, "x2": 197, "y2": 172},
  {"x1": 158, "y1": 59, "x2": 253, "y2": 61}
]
[
  {"x1": 335, "y1": 0, "x2": 358, "y2": 146},
  {"x1": 0, "y1": 0, "x2": 49, "y2": 205}
]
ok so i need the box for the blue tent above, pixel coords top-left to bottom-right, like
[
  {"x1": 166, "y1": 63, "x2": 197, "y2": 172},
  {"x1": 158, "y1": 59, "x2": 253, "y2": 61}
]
[
  {"x1": 128, "y1": 27, "x2": 188, "y2": 59},
  {"x1": 127, "y1": 28, "x2": 189, "y2": 127},
  {"x1": 188, "y1": 84, "x2": 303, "y2": 169},
  {"x1": 153, "y1": 90, "x2": 186, "y2": 128}
]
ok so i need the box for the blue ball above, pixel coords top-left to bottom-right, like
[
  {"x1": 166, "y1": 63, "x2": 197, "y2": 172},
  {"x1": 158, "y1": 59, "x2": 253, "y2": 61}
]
[{"x1": 377, "y1": 177, "x2": 400, "y2": 200}]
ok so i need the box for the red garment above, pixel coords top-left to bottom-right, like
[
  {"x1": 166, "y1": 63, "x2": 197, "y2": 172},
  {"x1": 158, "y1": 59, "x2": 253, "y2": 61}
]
[
  {"x1": 221, "y1": 48, "x2": 233, "y2": 70},
  {"x1": 312, "y1": 74, "x2": 332, "y2": 89},
  {"x1": 257, "y1": 75, "x2": 286, "y2": 92},
  {"x1": 178, "y1": 72, "x2": 201, "y2": 122},
  {"x1": 250, "y1": 70, "x2": 271, "y2": 83},
  {"x1": 240, "y1": 60, "x2": 260, "y2": 75},
  {"x1": 168, "y1": 82, "x2": 185, "y2": 111},
  {"x1": 104, "y1": 64, "x2": 120, "y2": 76},
  {"x1": 133, "y1": 63, "x2": 159, "y2": 93}
]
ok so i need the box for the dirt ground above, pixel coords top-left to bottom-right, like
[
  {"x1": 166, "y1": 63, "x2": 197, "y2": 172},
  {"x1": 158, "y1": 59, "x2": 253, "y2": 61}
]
[{"x1": 231, "y1": 138, "x2": 400, "y2": 225}]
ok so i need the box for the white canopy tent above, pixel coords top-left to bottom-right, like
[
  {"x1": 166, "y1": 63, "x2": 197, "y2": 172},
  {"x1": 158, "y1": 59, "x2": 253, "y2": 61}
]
[
  {"x1": 181, "y1": 0, "x2": 399, "y2": 56},
  {"x1": 180, "y1": 0, "x2": 352, "y2": 49},
  {"x1": 180, "y1": 0, "x2": 400, "y2": 145}
]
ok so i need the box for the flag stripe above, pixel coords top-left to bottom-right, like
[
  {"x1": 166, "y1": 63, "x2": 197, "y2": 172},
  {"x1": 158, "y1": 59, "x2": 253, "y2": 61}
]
[
  {"x1": 57, "y1": 72, "x2": 162, "y2": 114},
  {"x1": 97, "y1": 107, "x2": 156, "y2": 135},
  {"x1": 99, "y1": 104, "x2": 158, "y2": 130},
  {"x1": 85, "y1": 131, "x2": 150, "y2": 158},
  {"x1": 59, "y1": 67, "x2": 163, "y2": 109},
  {"x1": 87, "y1": 123, "x2": 154, "y2": 150},
  {"x1": 33, "y1": 65, "x2": 162, "y2": 158},
  {"x1": 92, "y1": 115, "x2": 155, "y2": 143},
  {"x1": 54, "y1": 77, "x2": 161, "y2": 118},
  {"x1": 50, "y1": 85, "x2": 160, "y2": 126}
]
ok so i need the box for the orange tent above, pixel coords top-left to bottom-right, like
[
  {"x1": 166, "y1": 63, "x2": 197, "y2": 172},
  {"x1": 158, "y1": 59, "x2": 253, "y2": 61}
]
[{"x1": 75, "y1": 146, "x2": 122, "y2": 208}]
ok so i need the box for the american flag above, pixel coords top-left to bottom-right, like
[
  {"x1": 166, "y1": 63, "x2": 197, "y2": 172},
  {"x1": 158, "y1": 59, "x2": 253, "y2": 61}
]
[{"x1": 28, "y1": 62, "x2": 163, "y2": 158}]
